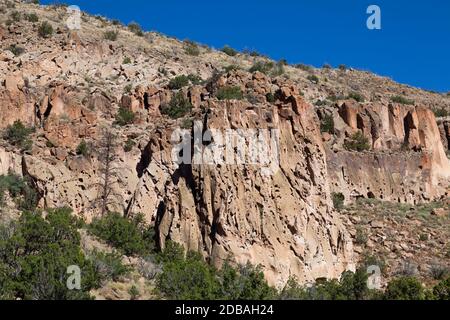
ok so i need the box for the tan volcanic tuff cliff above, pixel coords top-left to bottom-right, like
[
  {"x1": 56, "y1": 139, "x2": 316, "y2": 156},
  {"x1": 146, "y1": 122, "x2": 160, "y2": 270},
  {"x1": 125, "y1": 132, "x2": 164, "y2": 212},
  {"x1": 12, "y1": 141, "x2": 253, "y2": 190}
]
[
  {"x1": 0, "y1": 0, "x2": 449, "y2": 286},
  {"x1": 319, "y1": 101, "x2": 450, "y2": 204}
]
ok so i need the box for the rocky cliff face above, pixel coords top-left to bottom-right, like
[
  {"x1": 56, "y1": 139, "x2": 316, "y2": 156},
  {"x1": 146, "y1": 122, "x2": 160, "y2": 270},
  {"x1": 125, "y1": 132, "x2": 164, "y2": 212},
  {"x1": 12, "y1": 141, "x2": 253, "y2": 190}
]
[
  {"x1": 0, "y1": 1, "x2": 449, "y2": 286},
  {"x1": 322, "y1": 102, "x2": 450, "y2": 204}
]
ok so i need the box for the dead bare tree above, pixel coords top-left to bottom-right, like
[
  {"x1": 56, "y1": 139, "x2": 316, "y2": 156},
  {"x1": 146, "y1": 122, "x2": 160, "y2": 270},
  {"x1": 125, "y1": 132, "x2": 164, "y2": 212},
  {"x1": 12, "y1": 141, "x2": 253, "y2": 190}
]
[{"x1": 94, "y1": 128, "x2": 123, "y2": 216}]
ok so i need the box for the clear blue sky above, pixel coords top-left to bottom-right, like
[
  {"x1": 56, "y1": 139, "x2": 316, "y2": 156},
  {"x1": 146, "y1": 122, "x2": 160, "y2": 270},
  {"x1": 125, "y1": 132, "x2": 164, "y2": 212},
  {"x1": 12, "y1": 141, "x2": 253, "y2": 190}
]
[{"x1": 41, "y1": 0, "x2": 450, "y2": 92}]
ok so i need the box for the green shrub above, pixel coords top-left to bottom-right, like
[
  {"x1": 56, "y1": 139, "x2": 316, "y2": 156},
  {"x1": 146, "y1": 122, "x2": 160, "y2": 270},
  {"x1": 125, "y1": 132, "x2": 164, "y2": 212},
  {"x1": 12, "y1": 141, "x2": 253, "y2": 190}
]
[
  {"x1": 88, "y1": 249, "x2": 130, "y2": 285},
  {"x1": 184, "y1": 40, "x2": 200, "y2": 56},
  {"x1": 0, "y1": 208, "x2": 97, "y2": 300},
  {"x1": 156, "y1": 246, "x2": 220, "y2": 300},
  {"x1": 115, "y1": 107, "x2": 135, "y2": 126},
  {"x1": 156, "y1": 242, "x2": 276, "y2": 300},
  {"x1": 124, "y1": 138, "x2": 135, "y2": 152},
  {"x1": 129, "y1": 285, "x2": 140, "y2": 300},
  {"x1": 384, "y1": 277, "x2": 426, "y2": 300},
  {"x1": 391, "y1": 95, "x2": 414, "y2": 105},
  {"x1": 347, "y1": 91, "x2": 365, "y2": 102},
  {"x1": 168, "y1": 75, "x2": 190, "y2": 90},
  {"x1": 338, "y1": 64, "x2": 347, "y2": 71},
  {"x1": 25, "y1": 13, "x2": 39, "y2": 22},
  {"x1": 104, "y1": 30, "x2": 118, "y2": 41},
  {"x1": 221, "y1": 45, "x2": 238, "y2": 57},
  {"x1": 249, "y1": 61, "x2": 274, "y2": 75},
  {"x1": 0, "y1": 173, "x2": 38, "y2": 210},
  {"x1": 187, "y1": 74, "x2": 203, "y2": 85},
  {"x1": 433, "y1": 107, "x2": 448, "y2": 118},
  {"x1": 266, "y1": 92, "x2": 276, "y2": 103},
  {"x1": 161, "y1": 92, "x2": 192, "y2": 119},
  {"x1": 430, "y1": 264, "x2": 449, "y2": 281},
  {"x1": 128, "y1": 22, "x2": 143, "y2": 36},
  {"x1": 76, "y1": 140, "x2": 90, "y2": 157},
  {"x1": 332, "y1": 192, "x2": 345, "y2": 210},
  {"x1": 224, "y1": 65, "x2": 240, "y2": 73},
  {"x1": 344, "y1": 131, "x2": 370, "y2": 152},
  {"x1": 8, "y1": 44, "x2": 25, "y2": 56},
  {"x1": 355, "y1": 227, "x2": 368, "y2": 245},
  {"x1": 307, "y1": 74, "x2": 319, "y2": 84},
  {"x1": 216, "y1": 86, "x2": 244, "y2": 101},
  {"x1": 271, "y1": 60, "x2": 285, "y2": 77},
  {"x1": 10, "y1": 10, "x2": 21, "y2": 22},
  {"x1": 433, "y1": 277, "x2": 450, "y2": 300},
  {"x1": 38, "y1": 21, "x2": 53, "y2": 38},
  {"x1": 295, "y1": 64, "x2": 313, "y2": 72},
  {"x1": 320, "y1": 114, "x2": 334, "y2": 134},
  {"x1": 322, "y1": 63, "x2": 332, "y2": 69},
  {"x1": 122, "y1": 57, "x2": 132, "y2": 64},
  {"x1": 123, "y1": 84, "x2": 133, "y2": 94},
  {"x1": 3, "y1": 120, "x2": 34, "y2": 151},
  {"x1": 89, "y1": 212, "x2": 154, "y2": 256}
]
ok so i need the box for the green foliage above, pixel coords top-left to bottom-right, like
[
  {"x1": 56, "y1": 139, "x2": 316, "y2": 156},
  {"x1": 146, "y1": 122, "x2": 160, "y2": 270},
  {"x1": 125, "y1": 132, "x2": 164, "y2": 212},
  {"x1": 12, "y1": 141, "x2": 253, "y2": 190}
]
[
  {"x1": 391, "y1": 95, "x2": 414, "y2": 105},
  {"x1": 266, "y1": 92, "x2": 276, "y2": 103},
  {"x1": 25, "y1": 13, "x2": 39, "y2": 22},
  {"x1": 8, "y1": 44, "x2": 25, "y2": 56},
  {"x1": 384, "y1": 277, "x2": 426, "y2": 300},
  {"x1": 295, "y1": 64, "x2": 313, "y2": 72},
  {"x1": 280, "y1": 269, "x2": 381, "y2": 300},
  {"x1": 184, "y1": 40, "x2": 200, "y2": 56},
  {"x1": 221, "y1": 45, "x2": 238, "y2": 57},
  {"x1": 168, "y1": 75, "x2": 190, "y2": 90},
  {"x1": 249, "y1": 61, "x2": 274, "y2": 75},
  {"x1": 355, "y1": 227, "x2": 368, "y2": 245},
  {"x1": 123, "y1": 84, "x2": 132, "y2": 94},
  {"x1": 3, "y1": 120, "x2": 34, "y2": 151},
  {"x1": 187, "y1": 74, "x2": 203, "y2": 85},
  {"x1": 104, "y1": 30, "x2": 118, "y2": 41},
  {"x1": 10, "y1": 10, "x2": 21, "y2": 22},
  {"x1": 89, "y1": 212, "x2": 154, "y2": 256},
  {"x1": 161, "y1": 92, "x2": 192, "y2": 119},
  {"x1": 0, "y1": 208, "x2": 97, "y2": 300},
  {"x1": 307, "y1": 74, "x2": 319, "y2": 84},
  {"x1": 332, "y1": 192, "x2": 345, "y2": 210},
  {"x1": 124, "y1": 138, "x2": 135, "y2": 152},
  {"x1": 347, "y1": 91, "x2": 365, "y2": 102},
  {"x1": 38, "y1": 21, "x2": 53, "y2": 38},
  {"x1": 432, "y1": 277, "x2": 450, "y2": 300},
  {"x1": 249, "y1": 60, "x2": 284, "y2": 77},
  {"x1": 344, "y1": 131, "x2": 371, "y2": 152},
  {"x1": 156, "y1": 247, "x2": 220, "y2": 300},
  {"x1": 128, "y1": 285, "x2": 140, "y2": 300},
  {"x1": 322, "y1": 63, "x2": 332, "y2": 69},
  {"x1": 433, "y1": 107, "x2": 448, "y2": 118},
  {"x1": 224, "y1": 65, "x2": 240, "y2": 73},
  {"x1": 114, "y1": 107, "x2": 135, "y2": 126},
  {"x1": 76, "y1": 140, "x2": 89, "y2": 157},
  {"x1": 128, "y1": 22, "x2": 143, "y2": 36},
  {"x1": 320, "y1": 114, "x2": 334, "y2": 134},
  {"x1": 122, "y1": 57, "x2": 132, "y2": 64},
  {"x1": 155, "y1": 242, "x2": 276, "y2": 300},
  {"x1": 216, "y1": 86, "x2": 244, "y2": 101},
  {"x1": 219, "y1": 262, "x2": 276, "y2": 300},
  {"x1": 338, "y1": 64, "x2": 347, "y2": 71},
  {"x1": 0, "y1": 173, "x2": 38, "y2": 210},
  {"x1": 88, "y1": 249, "x2": 130, "y2": 285},
  {"x1": 429, "y1": 264, "x2": 449, "y2": 281}
]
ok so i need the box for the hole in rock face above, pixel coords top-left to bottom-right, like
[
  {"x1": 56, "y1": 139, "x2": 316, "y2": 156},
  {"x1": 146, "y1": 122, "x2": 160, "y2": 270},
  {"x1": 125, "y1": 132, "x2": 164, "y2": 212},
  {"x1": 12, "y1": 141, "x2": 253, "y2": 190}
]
[
  {"x1": 367, "y1": 191, "x2": 375, "y2": 199},
  {"x1": 143, "y1": 92, "x2": 150, "y2": 110}
]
